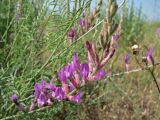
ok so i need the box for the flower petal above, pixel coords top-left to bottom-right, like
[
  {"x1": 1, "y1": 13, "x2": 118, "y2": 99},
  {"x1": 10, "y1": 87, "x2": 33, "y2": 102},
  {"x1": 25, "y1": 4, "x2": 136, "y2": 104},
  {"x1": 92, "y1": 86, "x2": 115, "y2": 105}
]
[{"x1": 80, "y1": 63, "x2": 89, "y2": 80}]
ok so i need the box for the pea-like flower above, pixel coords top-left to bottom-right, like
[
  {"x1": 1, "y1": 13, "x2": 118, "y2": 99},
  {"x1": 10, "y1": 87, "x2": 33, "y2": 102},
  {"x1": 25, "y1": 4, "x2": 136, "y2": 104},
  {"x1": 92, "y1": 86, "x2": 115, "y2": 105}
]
[
  {"x1": 80, "y1": 63, "x2": 89, "y2": 80},
  {"x1": 10, "y1": 93, "x2": 24, "y2": 111},
  {"x1": 124, "y1": 53, "x2": 129, "y2": 71},
  {"x1": 37, "y1": 92, "x2": 47, "y2": 107},
  {"x1": 67, "y1": 92, "x2": 83, "y2": 103},
  {"x1": 79, "y1": 17, "x2": 86, "y2": 28},
  {"x1": 68, "y1": 27, "x2": 78, "y2": 44},
  {"x1": 146, "y1": 48, "x2": 154, "y2": 65}
]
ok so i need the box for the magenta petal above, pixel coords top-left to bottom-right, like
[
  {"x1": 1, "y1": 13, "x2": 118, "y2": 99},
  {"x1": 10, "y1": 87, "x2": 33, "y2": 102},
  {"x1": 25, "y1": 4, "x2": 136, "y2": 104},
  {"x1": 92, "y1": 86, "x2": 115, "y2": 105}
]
[
  {"x1": 10, "y1": 93, "x2": 18, "y2": 103},
  {"x1": 79, "y1": 17, "x2": 85, "y2": 28},
  {"x1": 58, "y1": 67, "x2": 67, "y2": 84},
  {"x1": 37, "y1": 93, "x2": 47, "y2": 107},
  {"x1": 55, "y1": 87, "x2": 65, "y2": 100},
  {"x1": 124, "y1": 53, "x2": 129, "y2": 64},
  {"x1": 80, "y1": 63, "x2": 89, "y2": 79},
  {"x1": 69, "y1": 92, "x2": 83, "y2": 103},
  {"x1": 39, "y1": 80, "x2": 46, "y2": 92},
  {"x1": 68, "y1": 30, "x2": 74, "y2": 39},
  {"x1": 68, "y1": 27, "x2": 78, "y2": 44},
  {"x1": 72, "y1": 52, "x2": 80, "y2": 70},
  {"x1": 59, "y1": 64, "x2": 74, "y2": 83},
  {"x1": 96, "y1": 69, "x2": 105, "y2": 80},
  {"x1": 65, "y1": 65, "x2": 74, "y2": 80},
  {"x1": 34, "y1": 83, "x2": 41, "y2": 98},
  {"x1": 73, "y1": 71, "x2": 80, "y2": 86},
  {"x1": 69, "y1": 82, "x2": 75, "y2": 91},
  {"x1": 46, "y1": 80, "x2": 56, "y2": 91},
  {"x1": 62, "y1": 83, "x2": 69, "y2": 94},
  {"x1": 52, "y1": 91, "x2": 56, "y2": 98},
  {"x1": 147, "y1": 48, "x2": 154, "y2": 64}
]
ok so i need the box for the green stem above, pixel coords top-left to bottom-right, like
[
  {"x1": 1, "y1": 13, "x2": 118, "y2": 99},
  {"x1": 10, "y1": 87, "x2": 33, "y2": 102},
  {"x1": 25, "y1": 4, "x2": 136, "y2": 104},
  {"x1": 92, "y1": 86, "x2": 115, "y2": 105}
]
[{"x1": 148, "y1": 68, "x2": 160, "y2": 94}]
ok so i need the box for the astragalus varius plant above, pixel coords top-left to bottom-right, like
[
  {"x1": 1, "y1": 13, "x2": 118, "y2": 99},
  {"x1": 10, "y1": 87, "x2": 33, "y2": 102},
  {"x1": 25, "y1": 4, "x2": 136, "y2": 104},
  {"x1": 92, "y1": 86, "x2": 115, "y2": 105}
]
[
  {"x1": 9, "y1": 0, "x2": 122, "y2": 113},
  {"x1": 3, "y1": 0, "x2": 160, "y2": 120}
]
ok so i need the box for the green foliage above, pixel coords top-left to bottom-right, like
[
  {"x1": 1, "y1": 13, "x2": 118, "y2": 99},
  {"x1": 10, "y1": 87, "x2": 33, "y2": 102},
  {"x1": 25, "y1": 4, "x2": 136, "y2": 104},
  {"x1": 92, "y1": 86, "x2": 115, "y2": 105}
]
[
  {"x1": 0, "y1": 0, "x2": 90, "y2": 119},
  {"x1": 0, "y1": 0, "x2": 160, "y2": 120},
  {"x1": 120, "y1": 0, "x2": 144, "y2": 47}
]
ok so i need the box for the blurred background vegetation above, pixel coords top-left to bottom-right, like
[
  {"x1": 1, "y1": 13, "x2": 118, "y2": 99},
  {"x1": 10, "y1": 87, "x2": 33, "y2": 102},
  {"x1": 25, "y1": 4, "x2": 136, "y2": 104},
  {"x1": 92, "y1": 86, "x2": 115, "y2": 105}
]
[{"x1": 0, "y1": 0, "x2": 160, "y2": 120}]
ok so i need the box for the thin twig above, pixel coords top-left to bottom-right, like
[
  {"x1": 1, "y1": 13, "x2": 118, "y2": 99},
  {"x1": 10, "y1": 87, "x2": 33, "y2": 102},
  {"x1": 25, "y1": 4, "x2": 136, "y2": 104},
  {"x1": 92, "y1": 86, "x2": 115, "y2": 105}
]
[{"x1": 148, "y1": 68, "x2": 160, "y2": 94}]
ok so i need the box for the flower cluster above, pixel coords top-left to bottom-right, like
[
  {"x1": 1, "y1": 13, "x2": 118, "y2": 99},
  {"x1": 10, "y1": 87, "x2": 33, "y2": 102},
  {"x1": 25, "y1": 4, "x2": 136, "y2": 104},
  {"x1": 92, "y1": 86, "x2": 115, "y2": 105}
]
[
  {"x1": 67, "y1": 18, "x2": 86, "y2": 45},
  {"x1": 11, "y1": 10, "x2": 123, "y2": 111},
  {"x1": 11, "y1": 45, "x2": 115, "y2": 111},
  {"x1": 11, "y1": 1, "x2": 121, "y2": 112},
  {"x1": 67, "y1": 16, "x2": 95, "y2": 45},
  {"x1": 28, "y1": 50, "x2": 112, "y2": 111}
]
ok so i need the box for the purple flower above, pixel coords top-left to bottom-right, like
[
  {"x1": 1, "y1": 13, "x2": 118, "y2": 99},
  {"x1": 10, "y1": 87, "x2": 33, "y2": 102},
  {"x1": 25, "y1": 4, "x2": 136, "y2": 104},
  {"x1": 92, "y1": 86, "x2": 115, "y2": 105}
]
[
  {"x1": 37, "y1": 92, "x2": 47, "y2": 107},
  {"x1": 34, "y1": 83, "x2": 40, "y2": 99},
  {"x1": 62, "y1": 83, "x2": 69, "y2": 94},
  {"x1": 146, "y1": 48, "x2": 154, "y2": 65},
  {"x1": 72, "y1": 92, "x2": 82, "y2": 103},
  {"x1": 88, "y1": 69, "x2": 106, "y2": 81},
  {"x1": 69, "y1": 82, "x2": 75, "y2": 91},
  {"x1": 64, "y1": 65, "x2": 74, "y2": 79},
  {"x1": 124, "y1": 53, "x2": 129, "y2": 71},
  {"x1": 124, "y1": 53, "x2": 129, "y2": 64},
  {"x1": 55, "y1": 87, "x2": 65, "y2": 100},
  {"x1": 10, "y1": 93, "x2": 18, "y2": 103},
  {"x1": 96, "y1": 69, "x2": 105, "y2": 80},
  {"x1": 59, "y1": 65, "x2": 74, "y2": 83},
  {"x1": 79, "y1": 17, "x2": 85, "y2": 28},
  {"x1": 10, "y1": 93, "x2": 24, "y2": 111},
  {"x1": 72, "y1": 52, "x2": 80, "y2": 70},
  {"x1": 58, "y1": 68, "x2": 67, "y2": 84},
  {"x1": 46, "y1": 80, "x2": 56, "y2": 91},
  {"x1": 68, "y1": 27, "x2": 78, "y2": 44},
  {"x1": 39, "y1": 80, "x2": 46, "y2": 92},
  {"x1": 68, "y1": 92, "x2": 82, "y2": 103},
  {"x1": 80, "y1": 63, "x2": 89, "y2": 80},
  {"x1": 73, "y1": 71, "x2": 80, "y2": 86}
]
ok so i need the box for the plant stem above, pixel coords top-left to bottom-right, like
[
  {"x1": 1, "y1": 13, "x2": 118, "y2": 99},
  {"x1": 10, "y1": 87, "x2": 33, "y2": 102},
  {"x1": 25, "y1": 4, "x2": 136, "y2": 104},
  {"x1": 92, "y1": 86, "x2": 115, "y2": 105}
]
[{"x1": 148, "y1": 68, "x2": 160, "y2": 94}]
